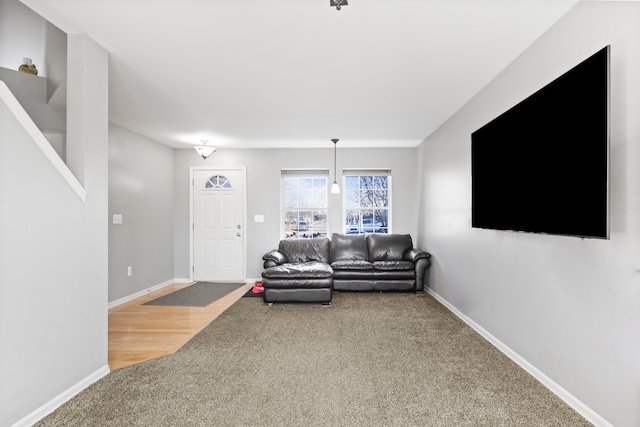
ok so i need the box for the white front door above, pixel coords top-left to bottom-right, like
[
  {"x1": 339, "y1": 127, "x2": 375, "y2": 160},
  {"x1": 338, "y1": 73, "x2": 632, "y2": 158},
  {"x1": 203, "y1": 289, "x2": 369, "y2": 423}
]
[{"x1": 192, "y1": 169, "x2": 245, "y2": 282}]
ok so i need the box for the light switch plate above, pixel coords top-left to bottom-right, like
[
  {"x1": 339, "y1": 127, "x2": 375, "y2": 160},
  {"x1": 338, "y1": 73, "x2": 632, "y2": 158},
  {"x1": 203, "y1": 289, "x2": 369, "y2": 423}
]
[
  {"x1": 113, "y1": 214, "x2": 123, "y2": 224},
  {"x1": 254, "y1": 214, "x2": 264, "y2": 223}
]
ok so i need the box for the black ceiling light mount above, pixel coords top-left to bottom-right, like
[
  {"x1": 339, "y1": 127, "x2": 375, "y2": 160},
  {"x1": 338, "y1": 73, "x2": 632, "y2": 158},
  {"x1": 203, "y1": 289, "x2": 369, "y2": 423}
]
[{"x1": 330, "y1": 0, "x2": 348, "y2": 11}]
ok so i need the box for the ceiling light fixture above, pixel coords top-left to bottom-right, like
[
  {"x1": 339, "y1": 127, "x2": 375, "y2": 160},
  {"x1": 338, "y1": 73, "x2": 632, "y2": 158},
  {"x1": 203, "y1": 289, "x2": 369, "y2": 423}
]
[
  {"x1": 194, "y1": 140, "x2": 216, "y2": 159},
  {"x1": 330, "y1": 0, "x2": 348, "y2": 11},
  {"x1": 331, "y1": 138, "x2": 340, "y2": 194}
]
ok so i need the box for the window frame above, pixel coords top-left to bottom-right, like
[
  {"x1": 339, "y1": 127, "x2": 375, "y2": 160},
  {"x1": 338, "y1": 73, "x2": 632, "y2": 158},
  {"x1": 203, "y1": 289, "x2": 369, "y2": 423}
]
[
  {"x1": 280, "y1": 169, "x2": 330, "y2": 239},
  {"x1": 341, "y1": 169, "x2": 392, "y2": 235}
]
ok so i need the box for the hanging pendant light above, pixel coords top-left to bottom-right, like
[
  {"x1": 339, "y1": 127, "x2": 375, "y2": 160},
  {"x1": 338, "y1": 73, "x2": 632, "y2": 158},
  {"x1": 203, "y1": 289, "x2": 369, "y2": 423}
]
[
  {"x1": 194, "y1": 140, "x2": 216, "y2": 159},
  {"x1": 331, "y1": 138, "x2": 340, "y2": 194}
]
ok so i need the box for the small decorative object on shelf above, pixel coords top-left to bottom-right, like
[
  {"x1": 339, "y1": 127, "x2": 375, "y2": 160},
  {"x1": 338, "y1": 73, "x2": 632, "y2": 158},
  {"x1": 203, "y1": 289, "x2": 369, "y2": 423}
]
[{"x1": 18, "y1": 57, "x2": 38, "y2": 75}]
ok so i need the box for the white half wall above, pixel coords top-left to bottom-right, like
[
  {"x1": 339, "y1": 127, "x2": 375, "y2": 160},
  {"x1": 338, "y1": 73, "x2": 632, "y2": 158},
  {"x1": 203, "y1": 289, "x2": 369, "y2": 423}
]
[{"x1": 417, "y1": 2, "x2": 640, "y2": 426}]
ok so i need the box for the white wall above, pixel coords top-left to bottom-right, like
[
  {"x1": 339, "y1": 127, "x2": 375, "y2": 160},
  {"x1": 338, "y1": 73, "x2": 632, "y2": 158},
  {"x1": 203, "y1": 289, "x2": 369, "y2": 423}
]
[
  {"x1": 0, "y1": 0, "x2": 47, "y2": 76},
  {"x1": 0, "y1": 67, "x2": 65, "y2": 132},
  {"x1": 109, "y1": 123, "x2": 175, "y2": 302},
  {"x1": 417, "y1": 2, "x2": 640, "y2": 426},
  {"x1": 0, "y1": 33, "x2": 108, "y2": 427},
  {"x1": 174, "y1": 147, "x2": 420, "y2": 279}
]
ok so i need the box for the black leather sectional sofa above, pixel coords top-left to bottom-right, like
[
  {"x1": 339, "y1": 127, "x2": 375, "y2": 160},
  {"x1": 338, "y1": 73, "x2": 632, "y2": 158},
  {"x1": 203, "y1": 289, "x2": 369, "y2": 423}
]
[{"x1": 261, "y1": 233, "x2": 431, "y2": 304}]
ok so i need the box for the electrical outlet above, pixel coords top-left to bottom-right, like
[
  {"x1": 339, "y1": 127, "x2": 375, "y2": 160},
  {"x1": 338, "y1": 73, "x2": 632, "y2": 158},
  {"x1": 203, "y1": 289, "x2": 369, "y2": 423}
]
[{"x1": 127, "y1": 266, "x2": 132, "y2": 276}]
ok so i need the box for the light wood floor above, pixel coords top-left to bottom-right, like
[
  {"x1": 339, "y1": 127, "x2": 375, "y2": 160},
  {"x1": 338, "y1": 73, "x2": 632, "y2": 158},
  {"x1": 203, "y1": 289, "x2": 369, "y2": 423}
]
[{"x1": 108, "y1": 282, "x2": 253, "y2": 370}]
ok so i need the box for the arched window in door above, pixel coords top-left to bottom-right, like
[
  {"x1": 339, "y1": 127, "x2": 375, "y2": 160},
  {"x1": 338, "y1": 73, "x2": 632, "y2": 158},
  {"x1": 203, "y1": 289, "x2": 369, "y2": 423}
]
[{"x1": 204, "y1": 175, "x2": 233, "y2": 189}]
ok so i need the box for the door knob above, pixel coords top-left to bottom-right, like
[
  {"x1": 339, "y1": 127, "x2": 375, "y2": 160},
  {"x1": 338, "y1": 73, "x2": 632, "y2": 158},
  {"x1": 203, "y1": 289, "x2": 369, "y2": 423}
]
[{"x1": 237, "y1": 232, "x2": 242, "y2": 237}]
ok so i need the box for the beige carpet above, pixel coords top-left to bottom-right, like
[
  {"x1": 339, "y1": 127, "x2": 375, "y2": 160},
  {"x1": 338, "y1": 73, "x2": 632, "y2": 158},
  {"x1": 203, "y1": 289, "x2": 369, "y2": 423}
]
[{"x1": 37, "y1": 293, "x2": 592, "y2": 426}]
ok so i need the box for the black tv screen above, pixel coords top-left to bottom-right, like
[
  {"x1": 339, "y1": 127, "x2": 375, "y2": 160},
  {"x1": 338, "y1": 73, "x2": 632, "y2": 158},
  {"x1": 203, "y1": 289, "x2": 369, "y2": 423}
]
[{"x1": 471, "y1": 46, "x2": 609, "y2": 239}]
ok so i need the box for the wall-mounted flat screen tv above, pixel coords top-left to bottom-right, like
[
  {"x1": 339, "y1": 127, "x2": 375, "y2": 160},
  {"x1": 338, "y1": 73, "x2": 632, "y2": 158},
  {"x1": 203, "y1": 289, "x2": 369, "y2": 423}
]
[{"x1": 471, "y1": 46, "x2": 609, "y2": 239}]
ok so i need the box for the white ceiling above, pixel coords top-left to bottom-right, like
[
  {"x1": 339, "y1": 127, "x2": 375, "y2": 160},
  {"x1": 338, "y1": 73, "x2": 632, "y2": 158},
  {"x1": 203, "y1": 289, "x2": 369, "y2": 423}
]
[{"x1": 23, "y1": 0, "x2": 578, "y2": 149}]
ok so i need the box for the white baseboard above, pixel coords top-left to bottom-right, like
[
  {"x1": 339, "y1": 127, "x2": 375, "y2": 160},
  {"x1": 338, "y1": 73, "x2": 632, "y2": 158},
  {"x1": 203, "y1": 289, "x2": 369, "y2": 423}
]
[
  {"x1": 108, "y1": 279, "x2": 184, "y2": 308},
  {"x1": 424, "y1": 288, "x2": 613, "y2": 427},
  {"x1": 10, "y1": 365, "x2": 110, "y2": 427}
]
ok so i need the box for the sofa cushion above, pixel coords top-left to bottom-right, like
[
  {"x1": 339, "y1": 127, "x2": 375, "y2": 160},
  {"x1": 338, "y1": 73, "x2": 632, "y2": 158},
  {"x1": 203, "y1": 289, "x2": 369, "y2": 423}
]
[
  {"x1": 330, "y1": 233, "x2": 368, "y2": 262},
  {"x1": 372, "y1": 260, "x2": 414, "y2": 271},
  {"x1": 374, "y1": 270, "x2": 415, "y2": 280},
  {"x1": 368, "y1": 234, "x2": 413, "y2": 261},
  {"x1": 278, "y1": 237, "x2": 330, "y2": 264},
  {"x1": 262, "y1": 261, "x2": 333, "y2": 279},
  {"x1": 332, "y1": 270, "x2": 376, "y2": 280},
  {"x1": 330, "y1": 260, "x2": 374, "y2": 271}
]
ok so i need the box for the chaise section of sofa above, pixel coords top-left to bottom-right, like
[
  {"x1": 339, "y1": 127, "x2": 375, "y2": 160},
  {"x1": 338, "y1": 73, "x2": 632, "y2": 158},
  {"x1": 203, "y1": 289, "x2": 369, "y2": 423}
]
[{"x1": 261, "y1": 237, "x2": 333, "y2": 304}]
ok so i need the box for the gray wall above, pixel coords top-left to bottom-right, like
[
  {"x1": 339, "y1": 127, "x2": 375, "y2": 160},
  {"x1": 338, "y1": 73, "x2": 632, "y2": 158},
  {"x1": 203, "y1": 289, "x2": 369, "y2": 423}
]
[
  {"x1": 0, "y1": 34, "x2": 108, "y2": 427},
  {"x1": 108, "y1": 123, "x2": 175, "y2": 303},
  {"x1": 416, "y1": 2, "x2": 640, "y2": 426},
  {"x1": 174, "y1": 147, "x2": 419, "y2": 279}
]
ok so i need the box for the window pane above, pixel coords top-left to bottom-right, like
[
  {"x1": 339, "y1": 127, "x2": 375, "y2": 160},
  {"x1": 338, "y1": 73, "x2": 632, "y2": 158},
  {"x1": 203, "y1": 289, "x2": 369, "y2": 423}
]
[
  {"x1": 299, "y1": 178, "x2": 313, "y2": 190},
  {"x1": 204, "y1": 175, "x2": 233, "y2": 189},
  {"x1": 314, "y1": 189, "x2": 327, "y2": 208},
  {"x1": 360, "y1": 176, "x2": 374, "y2": 189},
  {"x1": 312, "y1": 210, "x2": 327, "y2": 237},
  {"x1": 345, "y1": 210, "x2": 360, "y2": 234},
  {"x1": 373, "y1": 190, "x2": 388, "y2": 207},
  {"x1": 344, "y1": 190, "x2": 358, "y2": 209},
  {"x1": 283, "y1": 211, "x2": 299, "y2": 238},
  {"x1": 283, "y1": 178, "x2": 298, "y2": 190},
  {"x1": 376, "y1": 176, "x2": 388, "y2": 189},
  {"x1": 313, "y1": 178, "x2": 327, "y2": 190},
  {"x1": 299, "y1": 190, "x2": 313, "y2": 207},
  {"x1": 295, "y1": 210, "x2": 312, "y2": 237},
  {"x1": 345, "y1": 176, "x2": 359, "y2": 190},
  {"x1": 360, "y1": 189, "x2": 375, "y2": 207},
  {"x1": 375, "y1": 210, "x2": 388, "y2": 227},
  {"x1": 284, "y1": 190, "x2": 299, "y2": 208}
]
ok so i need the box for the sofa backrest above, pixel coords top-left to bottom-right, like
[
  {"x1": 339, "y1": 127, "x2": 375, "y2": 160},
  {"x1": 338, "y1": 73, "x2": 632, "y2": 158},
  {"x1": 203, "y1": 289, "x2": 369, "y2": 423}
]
[
  {"x1": 367, "y1": 234, "x2": 413, "y2": 261},
  {"x1": 330, "y1": 233, "x2": 369, "y2": 262},
  {"x1": 278, "y1": 237, "x2": 330, "y2": 263}
]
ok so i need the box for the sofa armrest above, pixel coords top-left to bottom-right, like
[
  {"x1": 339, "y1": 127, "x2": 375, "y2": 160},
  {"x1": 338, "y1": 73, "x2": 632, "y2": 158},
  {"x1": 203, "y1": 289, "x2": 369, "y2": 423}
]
[
  {"x1": 404, "y1": 249, "x2": 431, "y2": 292},
  {"x1": 263, "y1": 250, "x2": 287, "y2": 266},
  {"x1": 405, "y1": 248, "x2": 431, "y2": 263},
  {"x1": 263, "y1": 260, "x2": 278, "y2": 269},
  {"x1": 414, "y1": 257, "x2": 431, "y2": 292}
]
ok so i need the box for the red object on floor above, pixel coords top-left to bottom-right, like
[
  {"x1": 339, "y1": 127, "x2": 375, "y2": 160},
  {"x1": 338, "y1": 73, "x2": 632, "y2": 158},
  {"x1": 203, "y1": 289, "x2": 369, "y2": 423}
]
[{"x1": 252, "y1": 282, "x2": 264, "y2": 293}]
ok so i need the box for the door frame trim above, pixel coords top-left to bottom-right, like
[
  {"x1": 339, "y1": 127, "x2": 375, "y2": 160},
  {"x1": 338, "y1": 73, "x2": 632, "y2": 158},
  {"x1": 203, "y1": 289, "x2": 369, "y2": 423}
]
[{"x1": 189, "y1": 166, "x2": 247, "y2": 283}]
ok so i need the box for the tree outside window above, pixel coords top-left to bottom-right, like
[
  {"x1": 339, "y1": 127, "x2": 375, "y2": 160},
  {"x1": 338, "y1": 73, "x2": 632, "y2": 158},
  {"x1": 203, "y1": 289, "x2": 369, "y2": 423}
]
[{"x1": 344, "y1": 174, "x2": 390, "y2": 234}]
